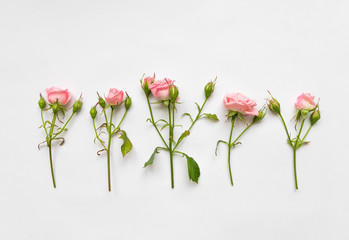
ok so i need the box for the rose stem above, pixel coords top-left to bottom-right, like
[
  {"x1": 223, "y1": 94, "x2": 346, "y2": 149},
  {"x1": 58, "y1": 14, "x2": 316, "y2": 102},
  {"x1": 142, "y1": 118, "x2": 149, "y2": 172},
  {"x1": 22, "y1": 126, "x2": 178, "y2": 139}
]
[
  {"x1": 293, "y1": 147, "x2": 298, "y2": 189},
  {"x1": 107, "y1": 107, "x2": 114, "y2": 192},
  {"x1": 293, "y1": 117, "x2": 306, "y2": 190},
  {"x1": 227, "y1": 115, "x2": 236, "y2": 186},
  {"x1": 48, "y1": 112, "x2": 57, "y2": 188},
  {"x1": 168, "y1": 102, "x2": 174, "y2": 188},
  {"x1": 146, "y1": 96, "x2": 169, "y2": 149}
]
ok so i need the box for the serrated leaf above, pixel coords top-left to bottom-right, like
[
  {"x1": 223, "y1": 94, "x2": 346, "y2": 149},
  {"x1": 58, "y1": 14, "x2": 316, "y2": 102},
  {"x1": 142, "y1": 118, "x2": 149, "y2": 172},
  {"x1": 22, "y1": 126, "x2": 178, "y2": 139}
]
[
  {"x1": 182, "y1": 113, "x2": 193, "y2": 122},
  {"x1": 119, "y1": 130, "x2": 132, "y2": 157},
  {"x1": 186, "y1": 155, "x2": 200, "y2": 183},
  {"x1": 177, "y1": 130, "x2": 190, "y2": 144},
  {"x1": 202, "y1": 113, "x2": 219, "y2": 121},
  {"x1": 144, "y1": 147, "x2": 160, "y2": 167}
]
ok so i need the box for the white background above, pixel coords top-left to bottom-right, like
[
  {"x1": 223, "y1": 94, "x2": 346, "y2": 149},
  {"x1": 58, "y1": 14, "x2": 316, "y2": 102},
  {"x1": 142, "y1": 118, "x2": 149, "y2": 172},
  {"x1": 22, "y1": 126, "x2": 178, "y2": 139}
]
[{"x1": 0, "y1": 0, "x2": 348, "y2": 239}]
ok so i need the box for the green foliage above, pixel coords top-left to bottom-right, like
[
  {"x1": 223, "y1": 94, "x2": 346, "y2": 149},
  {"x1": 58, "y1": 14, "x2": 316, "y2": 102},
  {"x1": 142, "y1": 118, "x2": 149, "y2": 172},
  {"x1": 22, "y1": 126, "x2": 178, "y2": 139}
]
[
  {"x1": 119, "y1": 130, "x2": 132, "y2": 157},
  {"x1": 202, "y1": 113, "x2": 219, "y2": 121},
  {"x1": 186, "y1": 155, "x2": 200, "y2": 183},
  {"x1": 144, "y1": 147, "x2": 162, "y2": 167}
]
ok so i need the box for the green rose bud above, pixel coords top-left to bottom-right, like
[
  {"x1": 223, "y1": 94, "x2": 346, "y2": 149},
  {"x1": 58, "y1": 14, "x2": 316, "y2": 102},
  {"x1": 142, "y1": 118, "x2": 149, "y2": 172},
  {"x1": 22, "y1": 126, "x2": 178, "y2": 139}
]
[
  {"x1": 73, "y1": 99, "x2": 83, "y2": 113},
  {"x1": 268, "y1": 99, "x2": 280, "y2": 114},
  {"x1": 52, "y1": 102, "x2": 60, "y2": 114},
  {"x1": 310, "y1": 109, "x2": 320, "y2": 125},
  {"x1": 204, "y1": 81, "x2": 215, "y2": 99},
  {"x1": 142, "y1": 76, "x2": 154, "y2": 97},
  {"x1": 90, "y1": 107, "x2": 97, "y2": 119},
  {"x1": 38, "y1": 95, "x2": 46, "y2": 109},
  {"x1": 125, "y1": 96, "x2": 132, "y2": 110},
  {"x1": 169, "y1": 85, "x2": 179, "y2": 103},
  {"x1": 99, "y1": 97, "x2": 106, "y2": 108}
]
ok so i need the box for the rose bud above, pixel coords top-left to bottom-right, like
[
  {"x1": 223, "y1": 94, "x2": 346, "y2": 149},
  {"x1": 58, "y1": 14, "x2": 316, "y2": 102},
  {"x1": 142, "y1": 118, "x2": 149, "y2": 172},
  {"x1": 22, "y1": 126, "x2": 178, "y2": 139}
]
[
  {"x1": 224, "y1": 93, "x2": 259, "y2": 116},
  {"x1": 51, "y1": 102, "x2": 60, "y2": 114},
  {"x1": 142, "y1": 76, "x2": 154, "y2": 97},
  {"x1": 149, "y1": 78, "x2": 174, "y2": 101},
  {"x1": 38, "y1": 94, "x2": 46, "y2": 109},
  {"x1": 125, "y1": 95, "x2": 132, "y2": 110},
  {"x1": 90, "y1": 107, "x2": 97, "y2": 119},
  {"x1": 310, "y1": 108, "x2": 320, "y2": 125},
  {"x1": 169, "y1": 85, "x2": 179, "y2": 103},
  {"x1": 98, "y1": 96, "x2": 106, "y2": 109},
  {"x1": 204, "y1": 80, "x2": 216, "y2": 99},
  {"x1": 73, "y1": 98, "x2": 83, "y2": 113},
  {"x1": 268, "y1": 99, "x2": 280, "y2": 114},
  {"x1": 295, "y1": 93, "x2": 316, "y2": 111},
  {"x1": 45, "y1": 87, "x2": 72, "y2": 106},
  {"x1": 105, "y1": 88, "x2": 124, "y2": 106}
]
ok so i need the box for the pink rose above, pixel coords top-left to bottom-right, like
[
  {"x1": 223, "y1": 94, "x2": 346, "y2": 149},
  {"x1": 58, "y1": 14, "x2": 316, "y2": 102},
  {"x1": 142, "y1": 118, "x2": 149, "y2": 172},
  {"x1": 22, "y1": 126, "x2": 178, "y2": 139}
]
[
  {"x1": 223, "y1": 93, "x2": 258, "y2": 116},
  {"x1": 105, "y1": 88, "x2": 124, "y2": 106},
  {"x1": 295, "y1": 93, "x2": 316, "y2": 110},
  {"x1": 143, "y1": 76, "x2": 154, "y2": 87},
  {"x1": 45, "y1": 87, "x2": 72, "y2": 105},
  {"x1": 149, "y1": 78, "x2": 175, "y2": 100}
]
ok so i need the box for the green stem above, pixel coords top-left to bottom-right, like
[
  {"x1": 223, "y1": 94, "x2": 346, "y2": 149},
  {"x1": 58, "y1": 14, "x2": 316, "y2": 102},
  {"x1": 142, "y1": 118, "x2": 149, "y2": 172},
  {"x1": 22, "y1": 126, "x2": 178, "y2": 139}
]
[
  {"x1": 41, "y1": 109, "x2": 48, "y2": 135},
  {"x1": 51, "y1": 112, "x2": 75, "y2": 140},
  {"x1": 146, "y1": 97, "x2": 169, "y2": 149},
  {"x1": 188, "y1": 98, "x2": 207, "y2": 132},
  {"x1": 301, "y1": 125, "x2": 312, "y2": 144},
  {"x1": 227, "y1": 116, "x2": 236, "y2": 186},
  {"x1": 173, "y1": 98, "x2": 208, "y2": 151},
  {"x1": 279, "y1": 113, "x2": 292, "y2": 146},
  {"x1": 292, "y1": 117, "x2": 305, "y2": 190},
  {"x1": 112, "y1": 109, "x2": 128, "y2": 135},
  {"x1": 295, "y1": 118, "x2": 306, "y2": 148},
  {"x1": 93, "y1": 119, "x2": 107, "y2": 150},
  {"x1": 107, "y1": 134, "x2": 112, "y2": 192},
  {"x1": 48, "y1": 112, "x2": 57, "y2": 188},
  {"x1": 48, "y1": 144, "x2": 56, "y2": 188},
  {"x1": 107, "y1": 107, "x2": 114, "y2": 192},
  {"x1": 232, "y1": 122, "x2": 254, "y2": 146},
  {"x1": 293, "y1": 147, "x2": 298, "y2": 189},
  {"x1": 168, "y1": 102, "x2": 174, "y2": 188}
]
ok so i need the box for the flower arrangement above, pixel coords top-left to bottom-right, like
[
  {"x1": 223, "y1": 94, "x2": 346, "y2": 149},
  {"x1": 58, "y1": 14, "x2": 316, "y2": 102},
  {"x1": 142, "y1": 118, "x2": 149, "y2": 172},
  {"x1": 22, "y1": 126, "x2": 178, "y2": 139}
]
[
  {"x1": 215, "y1": 93, "x2": 266, "y2": 186},
  {"x1": 90, "y1": 89, "x2": 132, "y2": 191},
  {"x1": 141, "y1": 75, "x2": 218, "y2": 188},
  {"x1": 268, "y1": 92, "x2": 320, "y2": 189},
  {"x1": 38, "y1": 87, "x2": 82, "y2": 188}
]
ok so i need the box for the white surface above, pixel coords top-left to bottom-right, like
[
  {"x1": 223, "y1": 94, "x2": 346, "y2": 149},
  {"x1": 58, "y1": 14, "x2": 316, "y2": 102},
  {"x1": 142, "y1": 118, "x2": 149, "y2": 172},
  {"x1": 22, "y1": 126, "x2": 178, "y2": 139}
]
[{"x1": 0, "y1": 0, "x2": 348, "y2": 239}]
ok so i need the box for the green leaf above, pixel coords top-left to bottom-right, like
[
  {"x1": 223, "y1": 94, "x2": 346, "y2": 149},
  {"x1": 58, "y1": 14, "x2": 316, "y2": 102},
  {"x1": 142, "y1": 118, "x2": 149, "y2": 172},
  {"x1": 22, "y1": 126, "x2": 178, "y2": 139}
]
[
  {"x1": 226, "y1": 111, "x2": 237, "y2": 118},
  {"x1": 186, "y1": 155, "x2": 200, "y2": 183},
  {"x1": 155, "y1": 119, "x2": 168, "y2": 125},
  {"x1": 160, "y1": 123, "x2": 169, "y2": 131},
  {"x1": 237, "y1": 113, "x2": 247, "y2": 124},
  {"x1": 119, "y1": 130, "x2": 132, "y2": 157},
  {"x1": 182, "y1": 113, "x2": 193, "y2": 122},
  {"x1": 194, "y1": 102, "x2": 201, "y2": 113},
  {"x1": 177, "y1": 130, "x2": 190, "y2": 144},
  {"x1": 163, "y1": 100, "x2": 170, "y2": 106},
  {"x1": 144, "y1": 148, "x2": 160, "y2": 167},
  {"x1": 215, "y1": 140, "x2": 228, "y2": 155},
  {"x1": 202, "y1": 113, "x2": 219, "y2": 121}
]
